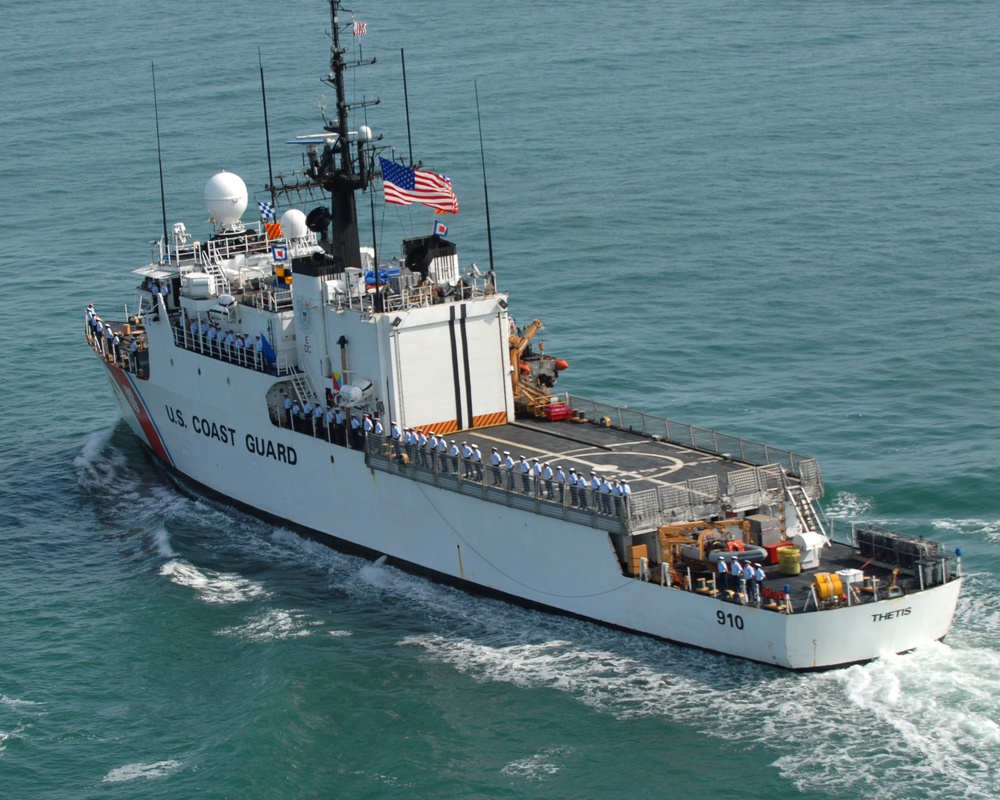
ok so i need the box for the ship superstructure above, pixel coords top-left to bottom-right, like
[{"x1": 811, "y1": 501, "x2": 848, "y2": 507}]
[{"x1": 83, "y1": 0, "x2": 962, "y2": 670}]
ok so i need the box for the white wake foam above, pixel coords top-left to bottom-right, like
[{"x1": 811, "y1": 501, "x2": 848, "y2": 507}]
[
  {"x1": 824, "y1": 490, "x2": 874, "y2": 519},
  {"x1": 501, "y1": 747, "x2": 569, "y2": 780},
  {"x1": 217, "y1": 609, "x2": 316, "y2": 642},
  {"x1": 159, "y1": 560, "x2": 270, "y2": 604},
  {"x1": 102, "y1": 760, "x2": 182, "y2": 783},
  {"x1": 402, "y1": 630, "x2": 1000, "y2": 799}
]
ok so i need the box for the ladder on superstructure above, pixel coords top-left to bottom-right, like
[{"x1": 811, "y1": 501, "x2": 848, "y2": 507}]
[
  {"x1": 201, "y1": 258, "x2": 232, "y2": 296},
  {"x1": 289, "y1": 370, "x2": 319, "y2": 405},
  {"x1": 785, "y1": 480, "x2": 830, "y2": 542}
]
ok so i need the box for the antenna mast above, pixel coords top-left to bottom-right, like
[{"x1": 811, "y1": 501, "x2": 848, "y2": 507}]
[
  {"x1": 304, "y1": 0, "x2": 379, "y2": 271},
  {"x1": 258, "y1": 49, "x2": 277, "y2": 207},
  {"x1": 475, "y1": 81, "x2": 496, "y2": 276},
  {"x1": 151, "y1": 63, "x2": 169, "y2": 262}
]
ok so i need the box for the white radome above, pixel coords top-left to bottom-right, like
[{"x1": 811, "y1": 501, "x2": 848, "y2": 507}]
[
  {"x1": 204, "y1": 171, "x2": 248, "y2": 227},
  {"x1": 281, "y1": 209, "x2": 309, "y2": 240}
]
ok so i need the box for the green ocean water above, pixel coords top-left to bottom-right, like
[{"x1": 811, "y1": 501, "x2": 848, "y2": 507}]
[{"x1": 2, "y1": 0, "x2": 1000, "y2": 797}]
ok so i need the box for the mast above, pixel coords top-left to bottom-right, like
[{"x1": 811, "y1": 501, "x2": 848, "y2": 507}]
[{"x1": 307, "y1": 0, "x2": 377, "y2": 272}]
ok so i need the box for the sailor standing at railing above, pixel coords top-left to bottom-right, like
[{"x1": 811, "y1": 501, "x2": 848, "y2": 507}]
[
  {"x1": 374, "y1": 417, "x2": 384, "y2": 437},
  {"x1": 519, "y1": 456, "x2": 531, "y2": 493},
  {"x1": 391, "y1": 421, "x2": 402, "y2": 457},
  {"x1": 254, "y1": 336, "x2": 263, "y2": 369},
  {"x1": 302, "y1": 399, "x2": 314, "y2": 434},
  {"x1": 336, "y1": 409, "x2": 347, "y2": 446},
  {"x1": 531, "y1": 458, "x2": 542, "y2": 494},
  {"x1": 427, "y1": 430, "x2": 438, "y2": 468},
  {"x1": 542, "y1": 463, "x2": 554, "y2": 499},
  {"x1": 437, "y1": 435, "x2": 449, "y2": 473},
  {"x1": 743, "y1": 561, "x2": 756, "y2": 604},
  {"x1": 568, "y1": 468, "x2": 579, "y2": 506},
  {"x1": 504, "y1": 451, "x2": 516, "y2": 489},
  {"x1": 599, "y1": 476, "x2": 613, "y2": 514},
  {"x1": 471, "y1": 444, "x2": 483, "y2": 481},
  {"x1": 730, "y1": 559, "x2": 742, "y2": 599},
  {"x1": 718, "y1": 556, "x2": 730, "y2": 592},
  {"x1": 112, "y1": 332, "x2": 121, "y2": 364},
  {"x1": 350, "y1": 414, "x2": 362, "y2": 449},
  {"x1": 754, "y1": 563, "x2": 766, "y2": 604},
  {"x1": 612, "y1": 480, "x2": 624, "y2": 515},
  {"x1": 556, "y1": 465, "x2": 566, "y2": 503},
  {"x1": 461, "y1": 442, "x2": 473, "y2": 477},
  {"x1": 416, "y1": 430, "x2": 428, "y2": 466},
  {"x1": 490, "y1": 447, "x2": 502, "y2": 485},
  {"x1": 129, "y1": 337, "x2": 138, "y2": 373},
  {"x1": 449, "y1": 440, "x2": 460, "y2": 474},
  {"x1": 313, "y1": 404, "x2": 325, "y2": 437},
  {"x1": 325, "y1": 406, "x2": 335, "y2": 442}
]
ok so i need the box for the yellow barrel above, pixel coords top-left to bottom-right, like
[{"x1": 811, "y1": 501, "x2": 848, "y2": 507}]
[
  {"x1": 813, "y1": 572, "x2": 843, "y2": 600},
  {"x1": 123, "y1": 323, "x2": 131, "y2": 336},
  {"x1": 778, "y1": 546, "x2": 801, "y2": 575}
]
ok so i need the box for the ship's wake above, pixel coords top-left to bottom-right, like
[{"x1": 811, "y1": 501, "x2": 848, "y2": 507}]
[{"x1": 72, "y1": 431, "x2": 1000, "y2": 798}]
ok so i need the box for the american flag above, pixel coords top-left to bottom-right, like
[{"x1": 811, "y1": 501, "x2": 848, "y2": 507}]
[
  {"x1": 379, "y1": 157, "x2": 458, "y2": 214},
  {"x1": 353, "y1": 21, "x2": 367, "y2": 36},
  {"x1": 257, "y1": 200, "x2": 275, "y2": 221}
]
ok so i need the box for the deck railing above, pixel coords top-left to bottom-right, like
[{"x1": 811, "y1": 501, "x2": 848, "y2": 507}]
[
  {"x1": 566, "y1": 395, "x2": 824, "y2": 499},
  {"x1": 362, "y1": 434, "x2": 796, "y2": 535}
]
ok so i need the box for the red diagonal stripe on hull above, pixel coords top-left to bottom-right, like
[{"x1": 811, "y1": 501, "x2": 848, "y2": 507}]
[{"x1": 102, "y1": 360, "x2": 173, "y2": 465}]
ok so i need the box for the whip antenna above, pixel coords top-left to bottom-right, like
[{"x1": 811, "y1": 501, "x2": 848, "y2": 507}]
[
  {"x1": 475, "y1": 81, "x2": 495, "y2": 276},
  {"x1": 151, "y1": 62, "x2": 169, "y2": 262},
  {"x1": 259, "y1": 49, "x2": 277, "y2": 207}
]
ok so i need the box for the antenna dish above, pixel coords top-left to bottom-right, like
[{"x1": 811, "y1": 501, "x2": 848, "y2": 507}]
[
  {"x1": 204, "y1": 172, "x2": 248, "y2": 227},
  {"x1": 358, "y1": 125, "x2": 373, "y2": 142}
]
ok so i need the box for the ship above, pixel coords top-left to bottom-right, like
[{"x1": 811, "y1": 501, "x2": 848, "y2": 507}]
[{"x1": 83, "y1": 0, "x2": 962, "y2": 671}]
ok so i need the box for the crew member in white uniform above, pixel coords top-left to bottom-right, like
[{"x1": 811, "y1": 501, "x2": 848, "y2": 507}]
[
  {"x1": 730, "y1": 559, "x2": 742, "y2": 600},
  {"x1": 437, "y1": 435, "x2": 449, "y2": 473},
  {"x1": 718, "y1": 556, "x2": 730, "y2": 592},
  {"x1": 555, "y1": 466, "x2": 566, "y2": 503},
  {"x1": 743, "y1": 561, "x2": 756, "y2": 604},
  {"x1": 461, "y1": 442, "x2": 473, "y2": 477},
  {"x1": 471, "y1": 444, "x2": 483, "y2": 482},
  {"x1": 490, "y1": 447, "x2": 502, "y2": 485}
]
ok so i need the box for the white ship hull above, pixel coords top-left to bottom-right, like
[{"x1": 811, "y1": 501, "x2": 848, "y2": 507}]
[
  {"x1": 87, "y1": 0, "x2": 961, "y2": 671},
  {"x1": 99, "y1": 340, "x2": 961, "y2": 671}
]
